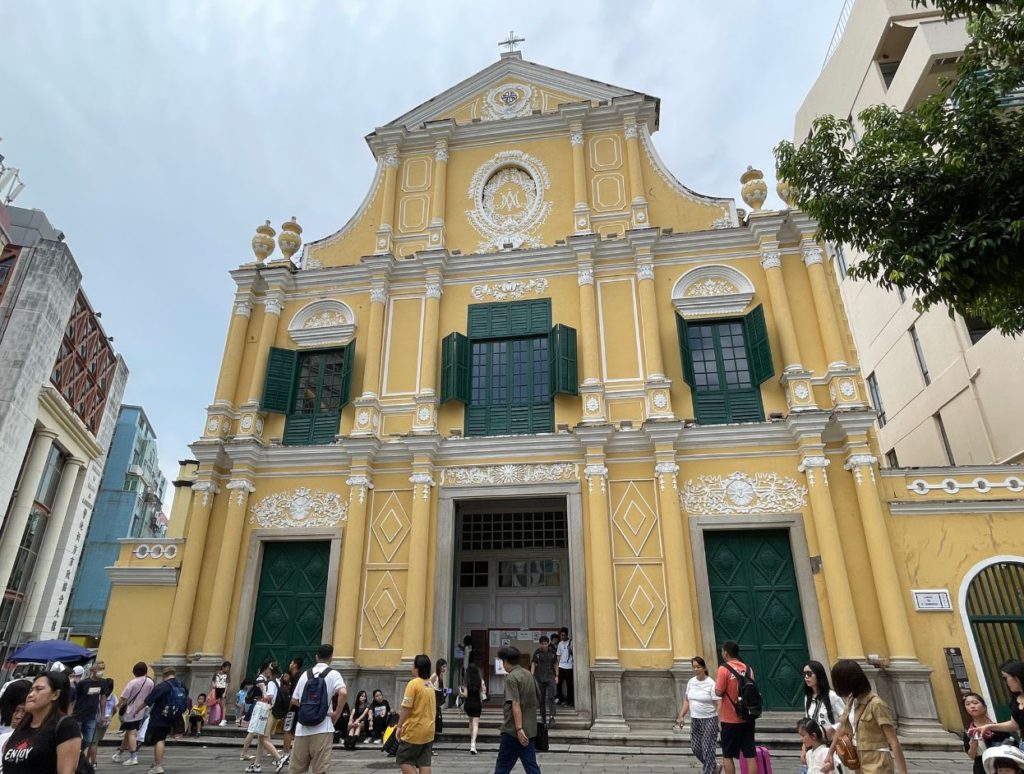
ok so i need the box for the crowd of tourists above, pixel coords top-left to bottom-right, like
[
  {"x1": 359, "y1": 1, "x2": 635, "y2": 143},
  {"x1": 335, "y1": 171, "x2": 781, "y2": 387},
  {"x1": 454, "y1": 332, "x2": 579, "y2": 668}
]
[
  {"x1": 10, "y1": 637, "x2": 1024, "y2": 774},
  {"x1": 669, "y1": 645, "x2": 1024, "y2": 774}
]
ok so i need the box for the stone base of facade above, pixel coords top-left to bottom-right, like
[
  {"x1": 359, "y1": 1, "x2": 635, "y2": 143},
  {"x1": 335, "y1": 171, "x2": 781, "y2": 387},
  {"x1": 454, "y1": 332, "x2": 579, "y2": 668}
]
[
  {"x1": 880, "y1": 658, "x2": 950, "y2": 738},
  {"x1": 589, "y1": 661, "x2": 630, "y2": 734},
  {"x1": 181, "y1": 653, "x2": 226, "y2": 700}
]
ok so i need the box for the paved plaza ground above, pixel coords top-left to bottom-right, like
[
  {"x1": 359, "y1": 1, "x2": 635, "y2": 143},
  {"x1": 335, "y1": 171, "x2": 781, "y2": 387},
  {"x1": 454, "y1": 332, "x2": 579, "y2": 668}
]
[{"x1": 105, "y1": 738, "x2": 974, "y2": 773}]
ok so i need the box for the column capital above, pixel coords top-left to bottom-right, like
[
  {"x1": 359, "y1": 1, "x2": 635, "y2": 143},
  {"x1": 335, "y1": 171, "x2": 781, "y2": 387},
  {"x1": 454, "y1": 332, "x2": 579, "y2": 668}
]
[
  {"x1": 409, "y1": 472, "x2": 436, "y2": 502},
  {"x1": 34, "y1": 428, "x2": 60, "y2": 441},
  {"x1": 798, "y1": 454, "x2": 831, "y2": 487},
  {"x1": 346, "y1": 475, "x2": 374, "y2": 505},
  {"x1": 636, "y1": 260, "x2": 655, "y2": 282},
  {"x1": 225, "y1": 478, "x2": 256, "y2": 507},
  {"x1": 434, "y1": 140, "x2": 449, "y2": 163},
  {"x1": 578, "y1": 267, "x2": 594, "y2": 285},
  {"x1": 623, "y1": 121, "x2": 638, "y2": 139},
  {"x1": 584, "y1": 464, "x2": 608, "y2": 493},
  {"x1": 262, "y1": 292, "x2": 284, "y2": 316},
  {"x1": 760, "y1": 251, "x2": 782, "y2": 270},
  {"x1": 383, "y1": 145, "x2": 400, "y2": 169},
  {"x1": 65, "y1": 457, "x2": 87, "y2": 469},
  {"x1": 844, "y1": 453, "x2": 879, "y2": 485},
  {"x1": 802, "y1": 245, "x2": 825, "y2": 266},
  {"x1": 425, "y1": 282, "x2": 443, "y2": 299},
  {"x1": 233, "y1": 299, "x2": 253, "y2": 317},
  {"x1": 570, "y1": 127, "x2": 584, "y2": 146},
  {"x1": 370, "y1": 284, "x2": 389, "y2": 304}
]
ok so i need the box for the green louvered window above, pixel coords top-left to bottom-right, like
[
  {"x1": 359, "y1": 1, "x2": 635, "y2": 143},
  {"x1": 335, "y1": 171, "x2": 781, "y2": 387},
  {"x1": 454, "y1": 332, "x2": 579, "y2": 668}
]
[
  {"x1": 260, "y1": 343, "x2": 354, "y2": 445},
  {"x1": 441, "y1": 299, "x2": 576, "y2": 437},
  {"x1": 676, "y1": 305, "x2": 773, "y2": 424}
]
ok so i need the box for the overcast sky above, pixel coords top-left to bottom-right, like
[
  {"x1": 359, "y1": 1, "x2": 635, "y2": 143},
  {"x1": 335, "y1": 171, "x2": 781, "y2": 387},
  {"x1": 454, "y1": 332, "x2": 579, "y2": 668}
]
[{"x1": 2, "y1": 1, "x2": 843, "y2": 511}]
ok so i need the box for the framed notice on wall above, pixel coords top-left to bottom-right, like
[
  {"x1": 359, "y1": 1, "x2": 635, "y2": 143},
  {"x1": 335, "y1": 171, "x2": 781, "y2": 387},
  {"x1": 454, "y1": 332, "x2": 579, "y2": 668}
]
[{"x1": 912, "y1": 589, "x2": 952, "y2": 611}]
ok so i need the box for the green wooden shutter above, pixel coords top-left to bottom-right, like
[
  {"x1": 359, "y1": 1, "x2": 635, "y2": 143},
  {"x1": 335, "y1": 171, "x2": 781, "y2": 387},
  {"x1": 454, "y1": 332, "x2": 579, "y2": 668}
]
[
  {"x1": 675, "y1": 315, "x2": 696, "y2": 388},
  {"x1": 261, "y1": 347, "x2": 298, "y2": 413},
  {"x1": 693, "y1": 393, "x2": 730, "y2": 425},
  {"x1": 744, "y1": 305, "x2": 774, "y2": 385},
  {"x1": 310, "y1": 413, "x2": 340, "y2": 444},
  {"x1": 283, "y1": 414, "x2": 314, "y2": 445},
  {"x1": 549, "y1": 324, "x2": 578, "y2": 397},
  {"x1": 440, "y1": 332, "x2": 470, "y2": 403},
  {"x1": 339, "y1": 340, "x2": 355, "y2": 408},
  {"x1": 468, "y1": 306, "x2": 492, "y2": 338}
]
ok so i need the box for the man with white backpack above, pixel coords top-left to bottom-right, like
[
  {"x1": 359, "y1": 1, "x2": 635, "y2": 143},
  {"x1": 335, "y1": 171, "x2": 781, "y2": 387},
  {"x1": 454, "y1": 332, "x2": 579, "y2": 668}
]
[{"x1": 288, "y1": 644, "x2": 346, "y2": 774}]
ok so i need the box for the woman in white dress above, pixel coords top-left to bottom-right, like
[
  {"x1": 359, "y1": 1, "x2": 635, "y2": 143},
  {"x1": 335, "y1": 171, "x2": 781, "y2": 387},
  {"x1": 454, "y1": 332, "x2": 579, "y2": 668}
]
[{"x1": 674, "y1": 656, "x2": 722, "y2": 774}]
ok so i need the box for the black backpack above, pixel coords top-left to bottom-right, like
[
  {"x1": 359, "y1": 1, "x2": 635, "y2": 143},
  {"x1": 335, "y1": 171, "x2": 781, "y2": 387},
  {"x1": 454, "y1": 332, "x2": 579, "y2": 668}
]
[
  {"x1": 271, "y1": 680, "x2": 291, "y2": 719},
  {"x1": 245, "y1": 680, "x2": 263, "y2": 705},
  {"x1": 723, "y1": 662, "x2": 763, "y2": 721}
]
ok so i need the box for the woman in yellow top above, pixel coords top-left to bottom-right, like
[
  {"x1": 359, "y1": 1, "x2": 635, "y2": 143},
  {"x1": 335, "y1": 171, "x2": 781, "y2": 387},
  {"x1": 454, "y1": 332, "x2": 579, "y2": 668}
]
[{"x1": 822, "y1": 660, "x2": 908, "y2": 774}]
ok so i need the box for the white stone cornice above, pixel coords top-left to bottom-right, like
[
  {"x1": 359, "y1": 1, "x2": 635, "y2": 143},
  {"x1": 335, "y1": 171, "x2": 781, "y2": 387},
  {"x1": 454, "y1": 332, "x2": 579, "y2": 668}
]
[
  {"x1": 802, "y1": 246, "x2": 824, "y2": 266},
  {"x1": 108, "y1": 566, "x2": 179, "y2": 586},
  {"x1": 760, "y1": 251, "x2": 782, "y2": 271}
]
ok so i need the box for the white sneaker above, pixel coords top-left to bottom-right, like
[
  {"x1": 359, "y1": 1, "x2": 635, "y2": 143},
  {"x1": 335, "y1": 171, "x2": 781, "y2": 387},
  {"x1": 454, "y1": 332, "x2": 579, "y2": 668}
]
[
  {"x1": 148, "y1": 766, "x2": 164, "y2": 774},
  {"x1": 111, "y1": 753, "x2": 123, "y2": 763},
  {"x1": 470, "y1": 745, "x2": 477, "y2": 755},
  {"x1": 219, "y1": 720, "x2": 227, "y2": 726},
  {"x1": 123, "y1": 758, "x2": 139, "y2": 767}
]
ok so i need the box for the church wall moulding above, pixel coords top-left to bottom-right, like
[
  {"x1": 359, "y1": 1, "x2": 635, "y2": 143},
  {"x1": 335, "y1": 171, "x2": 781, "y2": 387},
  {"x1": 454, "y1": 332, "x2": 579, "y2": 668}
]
[
  {"x1": 249, "y1": 487, "x2": 349, "y2": 528},
  {"x1": 681, "y1": 471, "x2": 807, "y2": 516}
]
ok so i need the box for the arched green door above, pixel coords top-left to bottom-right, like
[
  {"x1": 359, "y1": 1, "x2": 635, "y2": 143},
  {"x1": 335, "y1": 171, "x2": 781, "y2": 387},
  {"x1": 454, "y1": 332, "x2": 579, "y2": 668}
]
[
  {"x1": 704, "y1": 529, "x2": 810, "y2": 711},
  {"x1": 966, "y1": 561, "x2": 1024, "y2": 722},
  {"x1": 246, "y1": 541, "x2": 330, "y2": 680}
]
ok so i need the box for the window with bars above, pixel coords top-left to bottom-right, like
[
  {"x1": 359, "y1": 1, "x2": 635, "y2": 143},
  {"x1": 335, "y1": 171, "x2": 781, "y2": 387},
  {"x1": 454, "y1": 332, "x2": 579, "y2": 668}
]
[
  {"x1": 441, "y1": 300, "x2": 576, "y2": 437},
  {"x1": 458, "y1": 560, "x2": 489, "y2": 588},
  {"x1": 910, "y1": 326, "x2": 930, "y2": 385},
  {"x1": 260, "y1": 343, "x2": 354, "y2": 446},
  {"x1": 49, "y1": 291, "x2": 116, "y2": 433},
  {"x1": 458, "y1": 510, "x2": 567, "y2": 551},
  {"x1": 866, "y1": 372, "x2": 886, "y2": 426},
  {"x1": 676, "y1": 305, "x2": 773, "y2": 424}
]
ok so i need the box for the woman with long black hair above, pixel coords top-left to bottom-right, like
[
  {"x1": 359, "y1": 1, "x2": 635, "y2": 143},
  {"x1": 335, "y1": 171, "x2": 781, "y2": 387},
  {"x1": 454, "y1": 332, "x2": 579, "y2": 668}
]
[
  {"x1": 461, "y1": 657, "x2": 484, "y2": 755},
  {"x1": 977, "y1": 660, "x2": 1024, "y2": 738},
  {"x1": 1, "y1": 671, "x2": 81, "y2": 774},
  {"x1": 802, "y1": 660, "x2": 845, "y2": 772}
]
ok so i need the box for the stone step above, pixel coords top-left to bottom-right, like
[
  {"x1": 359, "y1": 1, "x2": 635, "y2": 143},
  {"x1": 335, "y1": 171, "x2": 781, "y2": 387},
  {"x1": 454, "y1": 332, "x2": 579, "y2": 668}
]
[{"x1": 190, "y1": 711, "x2": 962, "y2": 752}]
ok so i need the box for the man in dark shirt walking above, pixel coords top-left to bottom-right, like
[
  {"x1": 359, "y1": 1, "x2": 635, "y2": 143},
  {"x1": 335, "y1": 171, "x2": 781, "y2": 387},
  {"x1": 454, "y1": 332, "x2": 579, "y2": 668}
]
[
  {"x1": 530, "y1": 637, "x2": 557, "y2": 727},
  {"x1": 494, "y1": 646, "x2": 542, "y2": 774},
  {"x1": 72, "y1": 661, "x2": 107, "y2": 761}
]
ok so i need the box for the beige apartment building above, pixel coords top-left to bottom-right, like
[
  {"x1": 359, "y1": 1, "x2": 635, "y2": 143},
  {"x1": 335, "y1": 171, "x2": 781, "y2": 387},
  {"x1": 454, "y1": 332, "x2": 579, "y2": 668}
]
[{"x1": 794, "y1": 0, "x2": 1024, "y2": 467}]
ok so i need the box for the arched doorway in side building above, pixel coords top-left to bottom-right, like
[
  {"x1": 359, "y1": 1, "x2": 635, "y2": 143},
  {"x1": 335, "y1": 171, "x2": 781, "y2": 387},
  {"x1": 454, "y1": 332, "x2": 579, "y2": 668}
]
[
  {"x1": 432, "y1": 485, "x2": 592, "y2": 720},
  {"x1": 690, "y1": 515, "x2": 829, "y2": 712},
  {"x1": 961, "y1": 557, "x2": 1024, "y2": 721}
]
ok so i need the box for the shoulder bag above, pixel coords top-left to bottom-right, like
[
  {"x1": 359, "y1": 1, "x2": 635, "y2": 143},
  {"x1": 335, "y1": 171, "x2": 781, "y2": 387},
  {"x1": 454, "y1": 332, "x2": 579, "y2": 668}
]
[{"x1": 835, "y1": 695, "x2": 864, "y2": 770}]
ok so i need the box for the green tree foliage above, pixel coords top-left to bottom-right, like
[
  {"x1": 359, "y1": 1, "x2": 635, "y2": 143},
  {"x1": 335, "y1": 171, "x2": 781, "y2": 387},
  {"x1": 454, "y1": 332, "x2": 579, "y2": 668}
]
[{"x1": 775, "y1": 0, "x2": 1024, "y2": 334}]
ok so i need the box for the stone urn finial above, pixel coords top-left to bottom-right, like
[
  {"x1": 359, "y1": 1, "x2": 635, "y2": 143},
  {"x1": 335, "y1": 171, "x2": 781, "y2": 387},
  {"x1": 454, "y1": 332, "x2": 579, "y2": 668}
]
[
  {"x1": 776, "y1": 178, "x2": 799, "y2": 209},
  {"x1": 278, "y1": 216, "x2": 303, "y2": 262},
  {"x1": 740, "y1": 166, "x2": 768, "y2": 212},
  {"x1": 252, "y1": 220, "x2": 276, "y2": 263}
]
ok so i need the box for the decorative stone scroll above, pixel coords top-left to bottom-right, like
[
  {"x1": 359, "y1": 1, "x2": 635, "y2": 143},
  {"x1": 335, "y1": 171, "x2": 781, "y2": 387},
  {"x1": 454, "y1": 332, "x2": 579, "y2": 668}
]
[
  {"x1": 441, "y1": 463, "x2": 578, "y2": 487},
  {"x1": 470, "y1": 278, "x2": 549, "y2": 302},
  {"x1": 671, "y1": 265, "x2": 755, "y2": 319},
  {"x1": 681, "y1": 472, "x2": 807, "y2": 515},
  {"x1": 249, "y1": 488, "x2": 348, "y2": 529}
]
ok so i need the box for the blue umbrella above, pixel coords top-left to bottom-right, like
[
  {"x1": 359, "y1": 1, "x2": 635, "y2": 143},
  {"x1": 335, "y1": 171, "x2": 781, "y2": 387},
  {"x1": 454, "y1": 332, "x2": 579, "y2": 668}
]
[{"x1": 9, "y1": 640, "x2": 94, "y2": 663}]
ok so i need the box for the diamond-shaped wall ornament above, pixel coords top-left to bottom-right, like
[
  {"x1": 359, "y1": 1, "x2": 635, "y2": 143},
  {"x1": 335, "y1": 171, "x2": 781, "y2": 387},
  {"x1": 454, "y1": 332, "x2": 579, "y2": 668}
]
[
  {"x1": 758, "y1": 592, "x2": 798, "y2": 642},
  {"x1": 372, "y1": 493, "x2": 411, "y2": 562},
  {"x1": 616, "y1": 565, "x2": 667, "y2": 648},
  {"x1": 363, "y1": 571, "x2": 405, "y2": 648},
  {"x1": 612, "y1": 483, "x2": 658, "y2": 557},
  {"x1": 713, "y1": 592, "x2": 751, "y2": 642}
]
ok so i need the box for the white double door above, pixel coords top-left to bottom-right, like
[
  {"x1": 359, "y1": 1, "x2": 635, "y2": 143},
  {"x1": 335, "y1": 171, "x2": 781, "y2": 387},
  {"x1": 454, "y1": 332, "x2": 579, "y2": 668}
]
[{"x1": 455, "y1": 548, "x2": 568, "y2": 699}]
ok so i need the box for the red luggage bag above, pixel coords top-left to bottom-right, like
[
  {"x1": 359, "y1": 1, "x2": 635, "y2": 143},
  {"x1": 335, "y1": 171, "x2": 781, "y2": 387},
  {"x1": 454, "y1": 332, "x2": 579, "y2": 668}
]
[{"x1": 738, "y1": 746, "x2": 772, "y2": 774}]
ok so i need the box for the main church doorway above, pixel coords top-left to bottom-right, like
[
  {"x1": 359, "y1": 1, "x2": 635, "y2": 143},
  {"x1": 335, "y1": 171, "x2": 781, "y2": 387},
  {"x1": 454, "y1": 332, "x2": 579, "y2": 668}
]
[{"x1": 453, "y1": 498, "x2": 569, "y2": 700}]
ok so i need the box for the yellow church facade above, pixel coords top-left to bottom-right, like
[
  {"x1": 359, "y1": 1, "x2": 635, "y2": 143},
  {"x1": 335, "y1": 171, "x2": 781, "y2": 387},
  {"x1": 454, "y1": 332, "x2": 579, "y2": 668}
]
[{"x1": 100, "y1": 51, "x2": 1024, "y2": 736}]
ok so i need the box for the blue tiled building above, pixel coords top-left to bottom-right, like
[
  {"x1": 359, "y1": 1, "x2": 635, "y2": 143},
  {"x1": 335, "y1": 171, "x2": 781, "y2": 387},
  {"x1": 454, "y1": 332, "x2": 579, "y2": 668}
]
[{"x1": 64, "y1": 405, "x2": 166, "y2": 641}]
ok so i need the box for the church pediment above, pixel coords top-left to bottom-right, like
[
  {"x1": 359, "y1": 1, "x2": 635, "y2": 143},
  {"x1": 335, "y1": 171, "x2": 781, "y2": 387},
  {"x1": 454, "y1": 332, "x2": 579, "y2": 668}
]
[{"x1": 384, "y1": 52, "x2": 646, "y2": 130}]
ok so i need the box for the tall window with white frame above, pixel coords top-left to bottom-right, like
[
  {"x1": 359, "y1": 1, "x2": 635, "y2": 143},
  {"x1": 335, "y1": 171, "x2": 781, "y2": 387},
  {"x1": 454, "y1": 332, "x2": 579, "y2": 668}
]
[
  {"x1": 910, "y1": 326, "x2": 930, "y2": 385},
  {"x1": 866, "y1": 372, "x2": 886, "y2": 426}
]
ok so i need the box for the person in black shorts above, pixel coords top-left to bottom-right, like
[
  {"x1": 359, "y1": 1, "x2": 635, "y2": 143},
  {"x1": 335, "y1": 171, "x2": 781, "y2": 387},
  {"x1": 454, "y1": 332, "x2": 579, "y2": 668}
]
[
  {"x1": 462, "y1": 657, "x2": 483, "y2": 755},
  {"x1": 714, "y1": 641, "x2": 758, "y2": 774}
]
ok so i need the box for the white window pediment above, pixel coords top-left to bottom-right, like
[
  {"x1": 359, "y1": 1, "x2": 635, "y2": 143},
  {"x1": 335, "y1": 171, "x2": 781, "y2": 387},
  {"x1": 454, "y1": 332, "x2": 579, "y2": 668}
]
[
  {"x1": 671, "y1": 265, "x2": 755, "y2": 320},
  {"x1": 287, "y1": 300, "x2": 357, "y2": 348}
]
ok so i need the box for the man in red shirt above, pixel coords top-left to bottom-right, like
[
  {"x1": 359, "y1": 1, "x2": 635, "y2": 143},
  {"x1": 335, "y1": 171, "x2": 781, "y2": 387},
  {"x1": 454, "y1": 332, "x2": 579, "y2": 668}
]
[{"x1": 714, "y1": 640, "x2": 757, "y2": 774}]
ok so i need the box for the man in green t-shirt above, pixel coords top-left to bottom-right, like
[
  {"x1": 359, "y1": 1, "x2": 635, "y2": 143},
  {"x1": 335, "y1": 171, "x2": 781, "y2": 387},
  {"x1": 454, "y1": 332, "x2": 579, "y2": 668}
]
[{"x1": 493, "y1": 646, "x2": 542, "y2": 774}]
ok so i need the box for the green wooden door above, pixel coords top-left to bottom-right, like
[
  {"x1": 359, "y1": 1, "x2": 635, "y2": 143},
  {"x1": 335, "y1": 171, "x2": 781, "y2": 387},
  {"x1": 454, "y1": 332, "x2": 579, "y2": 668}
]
[
  {"x1": 704, "y1": 529, "x2": 810, "y2": 711},
  {"x1": 246, "y1": 541, "x2": 330, "y2": 679},
  {"x1": 966, "y1": 561, "x2": 1024, "y2": 722}
]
